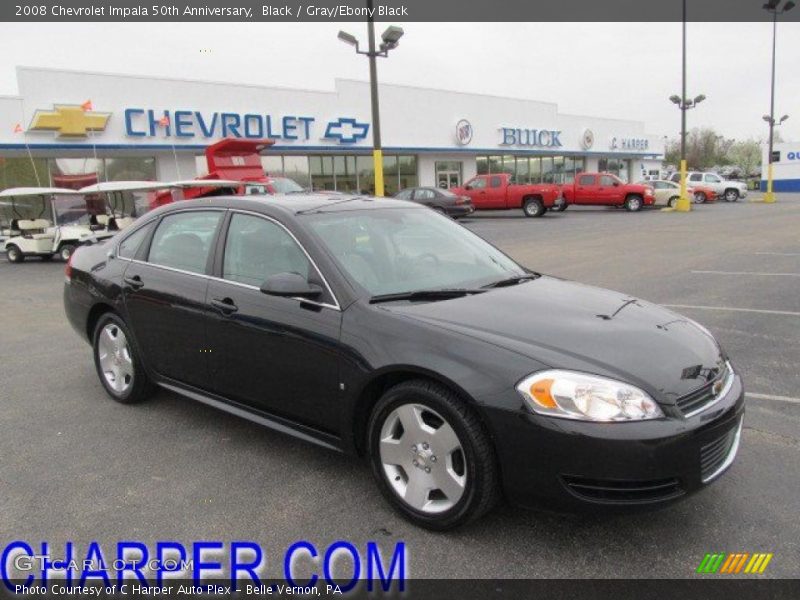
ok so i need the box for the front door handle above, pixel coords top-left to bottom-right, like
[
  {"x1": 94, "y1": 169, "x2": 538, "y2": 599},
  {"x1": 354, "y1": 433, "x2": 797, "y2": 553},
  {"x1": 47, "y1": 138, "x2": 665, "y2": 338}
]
[
  {"x1": 211, "y1": 297, "x2": 238, "y2": 314},
  {"x1": 123, "y1": 275, "x2": 144, "y2": 290}
]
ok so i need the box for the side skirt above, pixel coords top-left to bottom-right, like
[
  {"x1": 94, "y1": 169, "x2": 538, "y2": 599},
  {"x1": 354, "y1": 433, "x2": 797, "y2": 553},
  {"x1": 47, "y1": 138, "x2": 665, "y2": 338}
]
[{"x1": 157, "y1": 381, "x2": 344, "y2": 453}]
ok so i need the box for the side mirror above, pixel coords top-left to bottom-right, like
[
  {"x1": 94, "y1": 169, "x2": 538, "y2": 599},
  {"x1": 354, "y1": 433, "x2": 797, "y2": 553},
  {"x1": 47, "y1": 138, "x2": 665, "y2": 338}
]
[{"x1": 260, "y1": 272, "x2": 323, "y2": 299}]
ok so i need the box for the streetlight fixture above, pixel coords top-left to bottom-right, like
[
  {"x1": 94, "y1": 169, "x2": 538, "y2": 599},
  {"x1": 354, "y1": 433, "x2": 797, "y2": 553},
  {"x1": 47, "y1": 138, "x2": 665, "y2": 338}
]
[
  {"x1": 668, "y1": 0, "x2": 706, "y2": 212},
  {"x1": 337, "y1": 5, "x2": 404, "y2": 197},
  {"x1": 762, "y1": 0, "x2": 794, "y2": 203}
]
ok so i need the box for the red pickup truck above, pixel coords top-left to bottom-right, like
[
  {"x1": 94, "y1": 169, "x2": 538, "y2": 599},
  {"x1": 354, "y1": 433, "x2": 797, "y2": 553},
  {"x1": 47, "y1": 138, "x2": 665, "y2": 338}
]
[
  {"x1": 559, "y1": 172, "x2": 654, "y2": 211},
  {"x1": 451, "y1": 174, "x2": 564, "y2": 217}
]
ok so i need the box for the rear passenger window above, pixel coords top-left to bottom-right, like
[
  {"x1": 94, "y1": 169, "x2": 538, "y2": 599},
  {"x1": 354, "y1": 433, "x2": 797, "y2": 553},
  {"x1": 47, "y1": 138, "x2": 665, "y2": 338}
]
[
  {"x1": 689, "y1": 174, "x2": 702, "y2": 182},
  {"x1": 223, "y1": 213, "x2": 312, "y2": 287},
  {"x1": 118, "y1": 221, "x2": 155, "y2": 259},
  {"x1": 147, "y1": 211, "x2": 222, "y2": 274}
]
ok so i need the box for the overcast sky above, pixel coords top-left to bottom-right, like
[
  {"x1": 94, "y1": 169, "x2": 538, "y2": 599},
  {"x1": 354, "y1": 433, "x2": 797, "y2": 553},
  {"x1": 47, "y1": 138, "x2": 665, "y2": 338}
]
[{"x1": 1, "y1": 22, "x2": 798, "y2": 142}]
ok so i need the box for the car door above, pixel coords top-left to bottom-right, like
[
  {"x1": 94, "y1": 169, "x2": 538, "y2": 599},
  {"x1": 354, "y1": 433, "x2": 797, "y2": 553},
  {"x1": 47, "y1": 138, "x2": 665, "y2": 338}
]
[
  {"x1": 485, "y1": 175, "x2": 507, "y2": 208},
  {"x1": 463, "y1": 176, "x2": 489, "y2": 208},
  {"x1": 205, "y1": 210, "x2": 343, "y2": 431},
  {"x1": 573, "y1": 174, "x2": 596, "y2": 204},
  {"x1": 122, "y1": 209, "x2": 224, "y2": 388},
  {"x1": 598, "y1": 175, "x2": 620, "y2": 204},
  {"x1": 704, "y1": 173, "x2": 723, "y2": 193}
]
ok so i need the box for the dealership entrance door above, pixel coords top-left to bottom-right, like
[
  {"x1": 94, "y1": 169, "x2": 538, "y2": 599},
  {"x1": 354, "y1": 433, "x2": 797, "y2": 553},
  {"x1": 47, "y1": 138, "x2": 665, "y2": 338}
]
[{"x1": 435, "y1": 161, "x2": 463, "y2": 189}]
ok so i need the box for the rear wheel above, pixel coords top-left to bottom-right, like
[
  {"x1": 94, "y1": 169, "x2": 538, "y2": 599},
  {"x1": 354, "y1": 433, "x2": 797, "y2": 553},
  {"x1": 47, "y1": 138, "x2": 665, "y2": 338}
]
[
  {"x1": 6, "y1": 245, "x2": 23, "y2": 263},
  {"x1": 522, "y1": 197, "x2": 545, "y2": 218},
  {"x1": 59, "y1": 244, "x2": 76, "y2": 262},
  {"x1": 92, "y1": 313, "x2": 153, "y2": 404},
  {"x1": 368, "y1": 380, "x2": 500, "y2": 530},
  {"x1": 668, "y1": 196, "x2": 679, "y2": 208},
  {"x1": 694, "y1": 192, "x2": 706, "y2": 204},
  {"x1": 724, "y1": 189, "x2": 740, "y2": 202},
  {"x1": 624, "y1": 195, "x2": 643, "y2": 212},
  {"x1": 553, "y1": 203, "x2": 568, "y2": 212}
]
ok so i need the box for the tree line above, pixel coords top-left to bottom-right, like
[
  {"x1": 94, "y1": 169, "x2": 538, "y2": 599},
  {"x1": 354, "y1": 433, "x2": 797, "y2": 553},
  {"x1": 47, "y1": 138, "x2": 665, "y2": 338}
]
[{"x1": 663, "y1": 127, "x2": 779, "y2": 179}]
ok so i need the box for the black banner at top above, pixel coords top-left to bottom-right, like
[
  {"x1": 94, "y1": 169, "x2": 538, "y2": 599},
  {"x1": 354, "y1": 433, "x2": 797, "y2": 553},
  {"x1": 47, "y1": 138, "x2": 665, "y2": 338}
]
[{"x1": 3, "y1": 0, "x2": 800, "y2": 22}]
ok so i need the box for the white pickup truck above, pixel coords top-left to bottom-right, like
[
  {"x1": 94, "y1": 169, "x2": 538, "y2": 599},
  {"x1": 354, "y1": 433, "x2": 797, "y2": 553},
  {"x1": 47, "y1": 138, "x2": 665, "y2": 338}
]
[{"x1": 669, "y1": 172, "x2": 748, "y2": 202}]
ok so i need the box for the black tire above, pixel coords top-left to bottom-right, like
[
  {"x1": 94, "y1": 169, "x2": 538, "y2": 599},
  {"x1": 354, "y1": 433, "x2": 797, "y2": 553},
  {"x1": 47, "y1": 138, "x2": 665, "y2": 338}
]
[
  {"x1": 724, "y1": 189, "x2": 740, "y2": 202},
  {"x1": 668, "y1": 196, "x2": 678, "y2": 208},
  {"x1": 6, "y1": 245, "x2": 24, "y2": 263},
  {"x1": 92, "y1": 313, "x2": 154, "y2": 404},
  {"x1": 694, "y1": 192, "x2": 706, "y2": 204},
  {"x1": 522, "y1": 197, "x2": 545, "y2": 218},
  {"x1": 367, "y1": 379, "x2": 500, "y2": 530},
  {"x1": 553, "y1": 203, "x2": 568, "y2": 212},
  {"x1": 624, "y1": 195, "x2": 643, "y2": 212},
  {"x1": 59, "y1": 244, "x2": 76, "y2": 262}
]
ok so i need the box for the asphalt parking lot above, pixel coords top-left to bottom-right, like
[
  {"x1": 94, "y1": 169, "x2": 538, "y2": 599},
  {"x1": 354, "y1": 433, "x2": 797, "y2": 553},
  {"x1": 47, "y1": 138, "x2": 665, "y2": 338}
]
[{"x1": 1, "y1": 196, "x2": 799, "y2": 580}]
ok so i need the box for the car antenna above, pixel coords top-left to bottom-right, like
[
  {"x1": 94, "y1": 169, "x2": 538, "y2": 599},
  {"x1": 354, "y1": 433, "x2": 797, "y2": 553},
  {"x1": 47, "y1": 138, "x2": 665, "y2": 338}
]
[{"x1": 296, "y1": 195, "x2": 371, "y2": 215}]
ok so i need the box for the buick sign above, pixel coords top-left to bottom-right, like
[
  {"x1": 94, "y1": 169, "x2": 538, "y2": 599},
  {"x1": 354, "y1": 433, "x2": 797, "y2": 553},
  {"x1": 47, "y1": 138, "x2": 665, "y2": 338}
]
[{"x1": 456, "y1": 119, "x2": 473, "y2": 145}]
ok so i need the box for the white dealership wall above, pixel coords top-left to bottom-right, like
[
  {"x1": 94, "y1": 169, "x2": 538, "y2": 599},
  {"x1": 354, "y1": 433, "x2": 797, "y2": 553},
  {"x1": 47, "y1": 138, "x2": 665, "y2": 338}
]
[
  {"x1": 761, "y1": 141, "x2": 800, "y2": 192},
  {"x1": 0, "y1": 66, "x2": 664, "y2": 186}
]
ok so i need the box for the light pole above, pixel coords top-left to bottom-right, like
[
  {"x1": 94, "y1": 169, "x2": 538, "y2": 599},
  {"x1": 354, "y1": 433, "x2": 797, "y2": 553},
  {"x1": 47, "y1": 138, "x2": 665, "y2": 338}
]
[
  {"x1": 668, "y1": 0, "x2": 706, "y2": 212},
  {"x1": 762, "y1": 0, "x2": 794, "y2": 203},
  {"x1": 338, "y1": 6, "x2": 404, "y2": 197}
]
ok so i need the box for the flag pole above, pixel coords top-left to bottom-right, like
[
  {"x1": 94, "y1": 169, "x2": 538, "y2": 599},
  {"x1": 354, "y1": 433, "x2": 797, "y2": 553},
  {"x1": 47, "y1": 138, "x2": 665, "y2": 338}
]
[{"x1": 15, "y1": 106, "x2": 42, "y2": 187}]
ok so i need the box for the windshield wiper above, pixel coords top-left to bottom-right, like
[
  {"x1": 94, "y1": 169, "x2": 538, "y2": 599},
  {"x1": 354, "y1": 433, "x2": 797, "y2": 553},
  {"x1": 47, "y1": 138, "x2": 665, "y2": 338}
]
[
  {"x1": 370, "y1": 288, "x2": 486, "y2": 304},
  {"x1": 482, "y1": 273, "x2": 540, "y2": 288}
]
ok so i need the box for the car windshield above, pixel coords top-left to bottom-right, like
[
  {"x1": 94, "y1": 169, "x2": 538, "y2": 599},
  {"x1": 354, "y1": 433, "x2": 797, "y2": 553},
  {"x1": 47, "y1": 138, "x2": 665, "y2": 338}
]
[
  {"x1": 53, "y1": 194, "x2": 91, "y2": 226},
  {"x1": 305, "y1": 207, "x2": 526, "y2": 296},
  {"x1": 270, "y1": 177, "x2": 304, "y2": 194}
]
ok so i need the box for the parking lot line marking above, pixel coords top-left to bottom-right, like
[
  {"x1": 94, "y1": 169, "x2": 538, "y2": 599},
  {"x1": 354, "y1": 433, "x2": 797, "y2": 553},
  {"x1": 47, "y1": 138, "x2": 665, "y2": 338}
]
[
  {"x1": 663, "y1": 304, "x2": 800, "y2": 317},
  {"x1": 747, "y1": 393, "x2": 800, "y2": 405},
  {"x1": 691, "y1": 270, "x2": 800, "y2": 277},
  {"x1": 755, "y1": 252, "x2": 800, "y2": 256}
]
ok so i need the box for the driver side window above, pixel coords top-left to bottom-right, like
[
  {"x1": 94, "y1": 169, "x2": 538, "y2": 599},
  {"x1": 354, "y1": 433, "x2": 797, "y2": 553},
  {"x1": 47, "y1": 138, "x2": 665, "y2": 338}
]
[
  {"x1": 467, "y1": 178, "x2": 486, "y2": 190},
  {"x1": 222, "y1": 213, "x2": 311, "y2": 287}
]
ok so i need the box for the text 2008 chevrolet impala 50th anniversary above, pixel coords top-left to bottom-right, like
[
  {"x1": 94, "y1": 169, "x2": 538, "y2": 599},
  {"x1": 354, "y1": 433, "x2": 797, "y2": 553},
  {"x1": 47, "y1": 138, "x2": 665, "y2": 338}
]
[{"x1": 63, "y1": 194, "x2": 744, "y2": 530}]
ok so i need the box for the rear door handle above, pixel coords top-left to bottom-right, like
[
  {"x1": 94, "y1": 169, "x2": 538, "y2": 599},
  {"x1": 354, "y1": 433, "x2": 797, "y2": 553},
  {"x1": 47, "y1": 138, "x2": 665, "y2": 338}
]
[
  {"x1": 211, "y1": 297, "x2": 238, "y2": 314},
  {"x1": 123, "y1": 275, "x2": 144, "y2": 290}
]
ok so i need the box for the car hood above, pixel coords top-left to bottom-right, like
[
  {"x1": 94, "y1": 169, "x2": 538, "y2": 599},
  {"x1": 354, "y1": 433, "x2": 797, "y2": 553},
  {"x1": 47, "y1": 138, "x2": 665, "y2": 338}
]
[{"x1": 383, "y1": 276, "x2": 726, "y2": 404}]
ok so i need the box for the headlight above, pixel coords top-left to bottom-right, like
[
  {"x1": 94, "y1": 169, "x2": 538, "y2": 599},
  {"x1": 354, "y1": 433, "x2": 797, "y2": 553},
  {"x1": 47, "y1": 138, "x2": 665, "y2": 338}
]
[{"x1": 516, "y1": 370, "x2": 664, "y2": 422}]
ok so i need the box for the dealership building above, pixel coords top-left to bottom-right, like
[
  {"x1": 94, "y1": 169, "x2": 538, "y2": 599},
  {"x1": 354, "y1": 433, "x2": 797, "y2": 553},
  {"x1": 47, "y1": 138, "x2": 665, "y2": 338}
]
[
  {"x1": 0, "y1": 67, "x2": 664, "y2": 194},
  {"x1": 762, "y1": 141, "x2": 800, "y2": 192}
]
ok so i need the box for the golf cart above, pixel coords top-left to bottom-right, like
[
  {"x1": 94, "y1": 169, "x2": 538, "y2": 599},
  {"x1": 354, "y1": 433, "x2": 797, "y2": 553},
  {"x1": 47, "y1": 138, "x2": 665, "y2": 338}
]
[
  {"x1": 79, "y1": 180, "x2": 172, "y2": 232},
  {"x1": 1, "y1": 187, "x2": 114, "y2": 263}
]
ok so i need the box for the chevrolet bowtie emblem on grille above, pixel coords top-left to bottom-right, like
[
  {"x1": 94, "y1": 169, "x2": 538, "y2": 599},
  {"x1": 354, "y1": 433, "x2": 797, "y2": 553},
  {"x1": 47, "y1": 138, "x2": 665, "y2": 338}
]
[
  {"x1": 324, "y1": 117, "x2": 370, "y2": 144},
  {"x1": 29, "y1": 104, "x2": 111, "y2": 137}
]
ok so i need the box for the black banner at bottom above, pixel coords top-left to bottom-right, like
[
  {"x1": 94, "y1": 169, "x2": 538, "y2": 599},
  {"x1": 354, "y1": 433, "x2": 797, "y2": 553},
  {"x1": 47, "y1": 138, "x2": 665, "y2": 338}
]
[{"x1": 2, "y1": 579, "x2": 799, "y2": 600}]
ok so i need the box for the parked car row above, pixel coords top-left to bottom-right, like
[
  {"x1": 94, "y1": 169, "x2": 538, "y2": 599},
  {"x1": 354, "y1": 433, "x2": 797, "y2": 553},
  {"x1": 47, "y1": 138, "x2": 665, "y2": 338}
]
[{"x1": 397, "y1": 170, "x2": 749, "y2": 218}]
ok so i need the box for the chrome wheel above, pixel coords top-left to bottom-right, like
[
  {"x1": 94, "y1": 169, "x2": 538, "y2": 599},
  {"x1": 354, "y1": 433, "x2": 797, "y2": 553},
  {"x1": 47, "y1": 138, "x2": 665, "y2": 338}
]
[
  {"x1": 725, "y1": 189, "x2": 739, "y2": 202},
  {"x1": 97, "y1": 323, "x2": 134, "y2": 394},
  {"x1": 379, "y1": 403, "x2": 467, "y2": 514}
]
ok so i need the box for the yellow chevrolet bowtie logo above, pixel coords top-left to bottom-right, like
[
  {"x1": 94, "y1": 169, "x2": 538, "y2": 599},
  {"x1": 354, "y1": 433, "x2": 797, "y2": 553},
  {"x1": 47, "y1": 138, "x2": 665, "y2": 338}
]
[{"x1": 29, "y1": 104, "x2": 111, "y2": 137}]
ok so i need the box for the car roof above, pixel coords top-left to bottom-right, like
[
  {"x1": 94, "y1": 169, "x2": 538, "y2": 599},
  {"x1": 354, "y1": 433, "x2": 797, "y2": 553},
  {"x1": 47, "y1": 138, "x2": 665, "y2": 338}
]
[{"x1": 146, "y1": 193, "x2": 421, "y2": 219}]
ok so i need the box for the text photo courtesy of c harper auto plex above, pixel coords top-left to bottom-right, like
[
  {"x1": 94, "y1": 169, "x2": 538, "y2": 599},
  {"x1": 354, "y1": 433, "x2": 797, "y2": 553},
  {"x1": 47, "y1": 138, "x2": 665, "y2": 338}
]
[{"x1": 0, "y1": 1, "x2": 799, "y2": 599}]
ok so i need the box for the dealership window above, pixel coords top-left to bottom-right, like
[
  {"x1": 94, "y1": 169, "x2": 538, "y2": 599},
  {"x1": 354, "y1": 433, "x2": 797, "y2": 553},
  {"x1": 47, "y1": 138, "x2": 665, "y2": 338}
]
[
  {"x1": 334, "y1": 155, "x2": 358, "y2": 193},
  {"x1": 49, "y1": 158, "x2": 104, "y2": 188},
  {"x1": 261, "y1": 155, "x2": 284, "y2": 177},
  {"x1": 476, "y1": 156, "x2": 488, "y2": 175},
  {"x1": 435, "y1": 160, "x2": 462, "y2": 188},
  {"x1": 283, "y1": 156, "x2": 311, "y2": 188},
  {"x1": 0, "y1": 157, "x2": 50, "y2": 190},
  {"x1": 476, "y1": 155, "x2": 584, "y2": 184}
]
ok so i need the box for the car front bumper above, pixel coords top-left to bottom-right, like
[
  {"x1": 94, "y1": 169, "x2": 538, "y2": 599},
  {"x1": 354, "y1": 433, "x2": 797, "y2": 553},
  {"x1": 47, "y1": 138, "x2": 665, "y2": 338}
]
[
  {"x1": 483, "y1": 372, "x2": 745, "y2": 511},
  {"x1": 446, "y1": 204, "x2": 475, "y2": 217}
]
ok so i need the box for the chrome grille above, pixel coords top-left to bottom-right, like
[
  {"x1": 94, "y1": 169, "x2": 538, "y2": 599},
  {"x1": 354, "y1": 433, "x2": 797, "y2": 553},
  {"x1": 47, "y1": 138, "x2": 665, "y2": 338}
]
[{"x1": 676, "y1": 362, "x2": 732, "y2": 417}]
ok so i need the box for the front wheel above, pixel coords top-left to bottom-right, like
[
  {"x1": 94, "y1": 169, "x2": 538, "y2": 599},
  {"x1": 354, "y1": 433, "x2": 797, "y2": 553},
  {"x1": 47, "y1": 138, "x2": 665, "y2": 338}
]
[
  {"x1": 724, "y1": 189, "x2": 740, "y2": 202},
  {"x1": 59, "y1": 244, "x2": 76, "y2": 262},
  {"x1": 522, "y1": 197, "x2": 545, "y2": 218},
  {"x1": 93, "y1": 313, "x2": 153, "y2": 404},
  {"x1": 6, "y1": 244, "x2": 24, "y2": 263},
  {"x1": 368, "y1": 380, "x2": 500, "y2": 530},
  {"x1": 624, "y1": 195, "x2": 643, "y2": 212}
]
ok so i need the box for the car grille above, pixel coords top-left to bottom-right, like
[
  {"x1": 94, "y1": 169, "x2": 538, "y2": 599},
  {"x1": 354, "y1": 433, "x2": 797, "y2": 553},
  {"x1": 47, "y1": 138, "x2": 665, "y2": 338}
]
[
  {"x1": 676, "y1": 363, "x2": 732, "y2": 417},
  {"x1": 562, "y1": 475, "x2": 684, "y2": 504},
  {"x1": 700, "y1": 422, "x2": 741, "y2": 482}
]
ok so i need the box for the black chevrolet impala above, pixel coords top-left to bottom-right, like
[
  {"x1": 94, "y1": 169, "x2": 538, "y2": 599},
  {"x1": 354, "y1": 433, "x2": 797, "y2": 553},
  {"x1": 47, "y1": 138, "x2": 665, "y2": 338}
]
[{"x1": 64, "y1": 194, "x2": 744, "y2": 529}]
